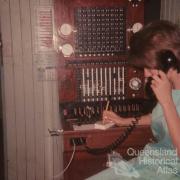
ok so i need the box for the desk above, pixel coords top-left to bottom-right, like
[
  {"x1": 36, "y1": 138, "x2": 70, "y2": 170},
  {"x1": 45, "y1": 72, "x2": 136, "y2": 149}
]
[{"x1": 63, "y1": 125, "x2": 154, "y2": 180}]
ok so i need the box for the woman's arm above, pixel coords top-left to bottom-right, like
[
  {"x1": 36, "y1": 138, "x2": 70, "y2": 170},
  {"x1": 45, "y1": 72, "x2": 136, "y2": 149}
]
[
  {"x1": 103, "y1": 110, "x2": 151, "y2": 126},
  {"x1": 162, "y1": 100, "x2": 180, "y2": 157},
  {"x1": 151, "y1": 70, "x2": 180, "y2": 156}
]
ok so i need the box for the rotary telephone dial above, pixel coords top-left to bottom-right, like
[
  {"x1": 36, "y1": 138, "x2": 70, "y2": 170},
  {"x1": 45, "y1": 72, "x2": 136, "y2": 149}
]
[{"x1": 85, "y1": 49, "x2": 180, "y2": 155}]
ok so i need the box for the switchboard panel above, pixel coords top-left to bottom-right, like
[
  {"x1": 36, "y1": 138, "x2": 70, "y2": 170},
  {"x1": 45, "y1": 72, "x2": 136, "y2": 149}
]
[{"x1": 54, "y1": 0, "x2": 149, "y2": 124}]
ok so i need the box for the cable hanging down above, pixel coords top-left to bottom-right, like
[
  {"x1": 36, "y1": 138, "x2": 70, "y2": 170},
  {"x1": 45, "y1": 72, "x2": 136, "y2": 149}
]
[{"x1": 85, "y1": 117, "x2": 140, "y2": 155}]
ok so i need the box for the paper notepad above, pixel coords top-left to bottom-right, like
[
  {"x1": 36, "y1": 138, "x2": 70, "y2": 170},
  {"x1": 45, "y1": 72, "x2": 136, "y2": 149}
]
[
  {"x1": 73, "y1": 124, "x2": 95, "y2": 131},
  {"x1": 72, "y1": 121, "x2": 115, "y2": 131},
  {"x1": 94, "y1": 121, "x2": 115, "y2": 130}
]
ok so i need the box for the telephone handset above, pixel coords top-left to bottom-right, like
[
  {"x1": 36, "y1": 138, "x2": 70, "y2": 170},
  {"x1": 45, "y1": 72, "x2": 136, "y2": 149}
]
[
  {"x1": 145, "y1": 77, "x2": 157, "y2": 101},
  {"x1": 157, "y1": 49, "x2": 179, "y2": 73},
  {"x1": 145, "y1": 49, "x2": 179, "y2": 100},
  {"x1": 85, "y1": 50, "x2": 179, "y2": 155}
]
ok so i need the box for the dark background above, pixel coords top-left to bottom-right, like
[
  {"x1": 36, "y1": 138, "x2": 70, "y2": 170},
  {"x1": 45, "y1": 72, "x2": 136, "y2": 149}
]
[{"x1": 144, "y1": 0, "x2": 161, "y2": 24}]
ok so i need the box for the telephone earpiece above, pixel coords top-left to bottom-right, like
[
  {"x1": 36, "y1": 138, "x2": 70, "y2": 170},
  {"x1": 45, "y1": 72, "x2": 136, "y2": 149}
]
[
  {"x1": 145, "y1": 50, "x2": 179, "y2": 105},
  {"x1": 157, "y1": 49, "x2": 180, "y2": 73}
]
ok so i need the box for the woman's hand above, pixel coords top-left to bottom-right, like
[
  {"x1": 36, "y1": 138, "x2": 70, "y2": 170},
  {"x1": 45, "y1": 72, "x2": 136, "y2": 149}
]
[
  {"x1": 151, "y1": 70, "x2": 173, "y2": 106},
  {"x1": 102, "y1": 110, "x2": 131, "y2": 126},
  {"x1": 103, "y1": 110, "x2": 118, "y2": 123}
]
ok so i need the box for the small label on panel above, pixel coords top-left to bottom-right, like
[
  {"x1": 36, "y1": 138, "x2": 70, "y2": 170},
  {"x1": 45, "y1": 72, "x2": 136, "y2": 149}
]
[
  {"x1": 37, "y1": 67, "x2": 58, "y2": 81},
  {"x1": 34, "y1": 6, "x2": 59, "y2": 76},
  {"x1": 35, "y1": 6, "x2": 54, "y2": 52},
  {"x1": 34, "y1": 53, "x2": 58, "y2": 68}
]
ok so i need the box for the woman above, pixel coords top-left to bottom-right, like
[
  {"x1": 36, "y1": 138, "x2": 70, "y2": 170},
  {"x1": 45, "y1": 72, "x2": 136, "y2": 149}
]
[{"x1": 86, "y1": 20, "x2": 180, "y2": 179}]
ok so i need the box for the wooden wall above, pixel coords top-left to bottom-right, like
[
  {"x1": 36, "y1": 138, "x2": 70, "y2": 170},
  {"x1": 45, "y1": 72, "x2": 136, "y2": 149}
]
[
  {"x1": 0, "y1": 0, "x2": 63, "y2": 180},
  {"x1": 161, "y1": 0, "x2": 180, "y2": 24}
]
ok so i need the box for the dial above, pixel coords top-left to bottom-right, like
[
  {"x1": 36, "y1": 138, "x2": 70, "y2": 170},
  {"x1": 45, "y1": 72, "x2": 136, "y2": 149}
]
[
  {"x1": 59, "y1": 23, "x2": 72, "y2": 36},
  {"x1": 60, "y1": 44, "x2": 74, "y2": 57},
  {"x1": 132, "y1": 23, "x2": 143, "y2": 33},
  {"x1": 129, "y1": 77, "x2": 142, "y2": 90}
]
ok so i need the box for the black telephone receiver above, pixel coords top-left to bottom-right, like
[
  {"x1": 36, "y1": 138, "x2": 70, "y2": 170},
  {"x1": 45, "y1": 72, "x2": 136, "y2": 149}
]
[
  {"x1": 145, "y1": 50, "x2": 179, "y2": 101},
  {"x1": 157, "y1": 49, "x2": 179, "y2": 73}
]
